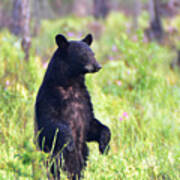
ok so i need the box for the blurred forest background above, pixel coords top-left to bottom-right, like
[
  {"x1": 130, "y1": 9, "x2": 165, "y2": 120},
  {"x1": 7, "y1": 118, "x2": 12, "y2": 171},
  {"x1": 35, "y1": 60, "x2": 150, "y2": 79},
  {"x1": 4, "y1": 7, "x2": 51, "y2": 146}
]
[
  {"x1": 1, "y1": 0, "x2": 180, "y2": 60},
  {"x1": 0, "y1": 0, "x2": 180, "y2": 179}
]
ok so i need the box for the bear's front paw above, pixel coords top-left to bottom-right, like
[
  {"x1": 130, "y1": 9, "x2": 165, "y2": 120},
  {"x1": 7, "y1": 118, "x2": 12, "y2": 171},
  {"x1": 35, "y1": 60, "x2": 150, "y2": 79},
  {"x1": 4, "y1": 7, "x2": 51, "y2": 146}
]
[{"x1": 99, "y1": 128, "x2": 111, "y2": 154}]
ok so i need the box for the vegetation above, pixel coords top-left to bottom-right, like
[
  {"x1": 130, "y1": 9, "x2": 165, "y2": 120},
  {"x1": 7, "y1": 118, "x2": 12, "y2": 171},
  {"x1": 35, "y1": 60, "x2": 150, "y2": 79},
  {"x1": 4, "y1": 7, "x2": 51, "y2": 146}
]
[{"x1": 0, "y1": 12, "x2": 180, "y2": 179}]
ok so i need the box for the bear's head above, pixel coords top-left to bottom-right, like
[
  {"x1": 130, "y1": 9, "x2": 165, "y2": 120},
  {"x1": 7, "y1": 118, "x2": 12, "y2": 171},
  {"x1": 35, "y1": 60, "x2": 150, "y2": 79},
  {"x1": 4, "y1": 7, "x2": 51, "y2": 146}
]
[{"x1": 55, "y1": 34, "x2": 102, "y2": 75}]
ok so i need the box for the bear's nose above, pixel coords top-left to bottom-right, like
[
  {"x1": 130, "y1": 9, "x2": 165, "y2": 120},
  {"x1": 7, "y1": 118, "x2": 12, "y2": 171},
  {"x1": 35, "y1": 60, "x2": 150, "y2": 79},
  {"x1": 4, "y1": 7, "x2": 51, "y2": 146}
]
[{"x1": 95, "y1": 64, "x2": 102, "y2": 72}]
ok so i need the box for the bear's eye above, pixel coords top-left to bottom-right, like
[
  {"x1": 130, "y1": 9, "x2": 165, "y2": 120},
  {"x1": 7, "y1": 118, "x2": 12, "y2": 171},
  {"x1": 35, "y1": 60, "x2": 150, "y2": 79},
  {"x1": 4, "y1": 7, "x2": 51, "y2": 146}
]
[{"x1": 79, "y1": 54, "x2": 87, "y2": 61}]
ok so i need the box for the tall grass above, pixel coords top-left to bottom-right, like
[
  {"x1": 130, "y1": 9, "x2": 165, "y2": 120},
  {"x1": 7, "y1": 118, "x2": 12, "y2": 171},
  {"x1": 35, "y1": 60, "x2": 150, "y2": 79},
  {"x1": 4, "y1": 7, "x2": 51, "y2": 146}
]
[{"x1": 0, "y1": 13, "x2": 180, "y2": 179}]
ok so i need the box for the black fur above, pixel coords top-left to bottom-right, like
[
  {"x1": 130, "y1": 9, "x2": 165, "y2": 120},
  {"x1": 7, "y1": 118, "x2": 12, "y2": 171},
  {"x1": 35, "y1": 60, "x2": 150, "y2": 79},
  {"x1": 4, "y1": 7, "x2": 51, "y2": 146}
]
[{"x1": 35, "y1": 34, "x2": 111, "y2": 180}]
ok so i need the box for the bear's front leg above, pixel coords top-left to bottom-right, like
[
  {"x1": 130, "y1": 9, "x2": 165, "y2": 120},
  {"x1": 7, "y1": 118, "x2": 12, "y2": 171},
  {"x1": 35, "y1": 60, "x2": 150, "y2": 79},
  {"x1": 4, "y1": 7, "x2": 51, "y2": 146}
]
[{"x1": 86, "y1": 119, "x2": 111, "y2": 154}]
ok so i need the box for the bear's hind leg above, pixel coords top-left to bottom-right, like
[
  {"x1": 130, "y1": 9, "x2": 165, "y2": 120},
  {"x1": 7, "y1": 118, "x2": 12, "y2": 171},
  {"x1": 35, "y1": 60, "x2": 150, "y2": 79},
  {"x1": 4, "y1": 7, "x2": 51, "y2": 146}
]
[
  {"x1": 37, "y1": 122, "x2": 75, "y2": 155},
  {"x1": 47, "y1": 155, "x2": 61, "y2": 180},
  {"x1": 64, "y1": 143, "x2": 88, "y2": 180},
  {"x1": 68, "y1": 173, "x2": 81, "y2": 180}
]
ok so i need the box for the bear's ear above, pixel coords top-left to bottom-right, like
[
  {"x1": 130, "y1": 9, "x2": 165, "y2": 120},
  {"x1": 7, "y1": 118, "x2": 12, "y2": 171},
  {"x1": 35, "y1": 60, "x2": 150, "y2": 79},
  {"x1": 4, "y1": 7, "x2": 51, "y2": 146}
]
[
  {"x1": 55, "y1": 34, "x2": 69, "y2": 49},
  {"x1": 82, "y1": 34, "x2": 93, "y2": 46}
]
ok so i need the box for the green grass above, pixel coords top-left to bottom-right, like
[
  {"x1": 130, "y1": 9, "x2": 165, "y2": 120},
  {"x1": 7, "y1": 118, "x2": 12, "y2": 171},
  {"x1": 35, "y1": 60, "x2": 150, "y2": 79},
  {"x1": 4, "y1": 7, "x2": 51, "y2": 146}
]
[{"x1": 0, "y1": 13, "x2": 180, "y2": 179}]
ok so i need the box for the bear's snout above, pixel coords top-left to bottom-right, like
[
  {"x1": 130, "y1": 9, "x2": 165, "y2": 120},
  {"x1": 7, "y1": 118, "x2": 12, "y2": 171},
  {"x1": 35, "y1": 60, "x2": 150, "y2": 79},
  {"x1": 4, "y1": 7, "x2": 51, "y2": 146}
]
[
  {"x1": 94, "y1": 63, "x2": 102, "y2": 72},
  {"x1": 85, "y1": 62, "x2": 102, "y2": 73}
]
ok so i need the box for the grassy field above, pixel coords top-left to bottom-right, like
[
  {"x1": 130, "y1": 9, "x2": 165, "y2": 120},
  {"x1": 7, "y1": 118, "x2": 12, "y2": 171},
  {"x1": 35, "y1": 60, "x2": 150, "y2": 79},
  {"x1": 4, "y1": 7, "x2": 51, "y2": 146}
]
[{"x1": 0, "y1": 12, "x2": 180, "y2": 179}]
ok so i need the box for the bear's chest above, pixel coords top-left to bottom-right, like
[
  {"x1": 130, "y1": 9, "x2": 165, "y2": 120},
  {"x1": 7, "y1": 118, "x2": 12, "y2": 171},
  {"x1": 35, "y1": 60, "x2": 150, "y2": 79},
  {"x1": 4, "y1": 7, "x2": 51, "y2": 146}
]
[{"x1": 57, "y1": 86, "x2": 93, "y2": 128}]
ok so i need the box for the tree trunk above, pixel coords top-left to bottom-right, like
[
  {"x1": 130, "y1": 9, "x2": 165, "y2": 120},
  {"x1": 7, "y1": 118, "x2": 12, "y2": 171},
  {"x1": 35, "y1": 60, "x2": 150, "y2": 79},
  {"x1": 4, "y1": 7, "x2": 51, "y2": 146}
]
[
  {"x1": 52, "y1": 0, "x2": 62, "y2": 15},
  {"x1": 73, "y1": 0, "x2": 88, "y2": 16},
  {"x1": 12, "y1": 0, "x2": 31, "y2": 60},
  {"x1": 21, "y1": 0, "x2": 31, "y2": 60},
  {"x1": 12, "y1": 0, "x2": 22, "y2": 35},
  {"x1": 32, "y1": 0, "x2": 41, "y2": 36},
  {"x1": 146, "y1": 0, "x2": 163, "y2": 42},
  {"x1": 132, "y1": 0, "x2": 141, "y2": 30},
  {"x1": 93, "y1": 0, "x2": 110, "y2": 19}
]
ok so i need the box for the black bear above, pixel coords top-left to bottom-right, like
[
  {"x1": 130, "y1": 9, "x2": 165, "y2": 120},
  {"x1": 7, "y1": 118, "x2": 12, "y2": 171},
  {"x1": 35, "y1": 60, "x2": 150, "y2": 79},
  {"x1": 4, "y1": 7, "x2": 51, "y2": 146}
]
[{"x1": 34, "y1": 34, "x2": 111, "y2": 180}]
